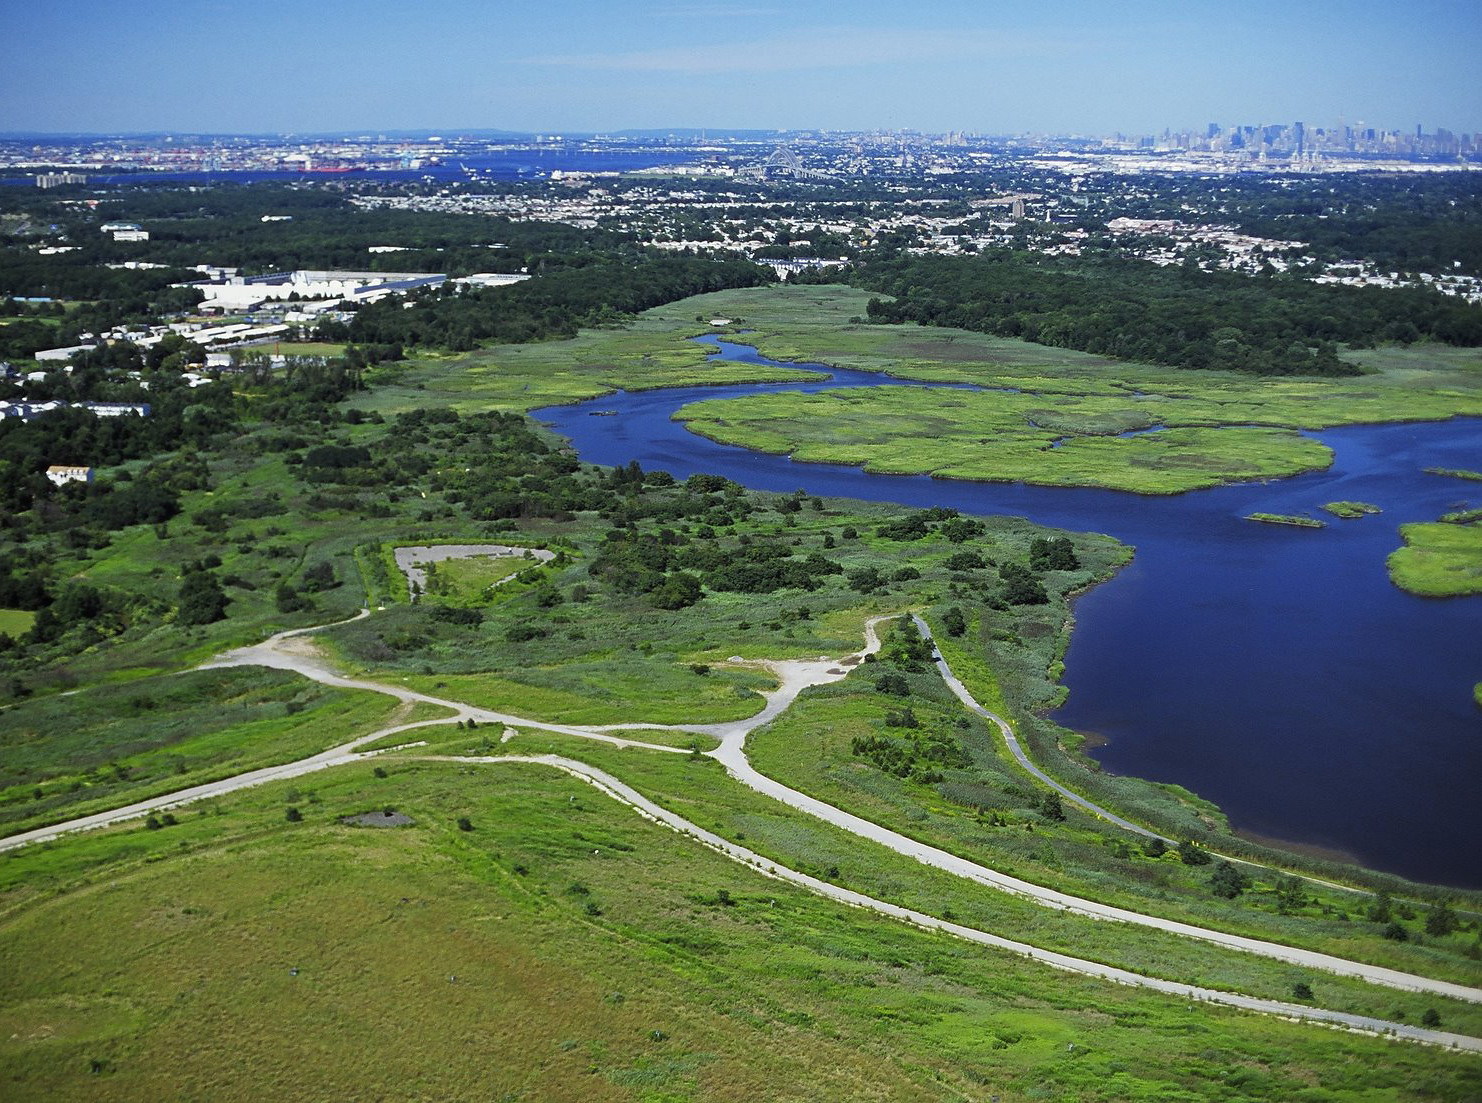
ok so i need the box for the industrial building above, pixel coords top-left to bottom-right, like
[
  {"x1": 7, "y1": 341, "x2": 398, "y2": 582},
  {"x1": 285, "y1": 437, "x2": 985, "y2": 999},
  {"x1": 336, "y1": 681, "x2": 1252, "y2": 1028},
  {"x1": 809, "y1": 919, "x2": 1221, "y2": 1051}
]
[{"x1": 180, "y1": 269, "x2": 447, "y2": 311}]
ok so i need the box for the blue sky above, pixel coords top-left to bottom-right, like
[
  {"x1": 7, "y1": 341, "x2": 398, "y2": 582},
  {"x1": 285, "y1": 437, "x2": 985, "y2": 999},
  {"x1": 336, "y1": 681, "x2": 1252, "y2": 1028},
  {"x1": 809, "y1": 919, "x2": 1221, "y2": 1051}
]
[{"x1": 2, "y1": 0, "x2": 1479, "y2": 135}]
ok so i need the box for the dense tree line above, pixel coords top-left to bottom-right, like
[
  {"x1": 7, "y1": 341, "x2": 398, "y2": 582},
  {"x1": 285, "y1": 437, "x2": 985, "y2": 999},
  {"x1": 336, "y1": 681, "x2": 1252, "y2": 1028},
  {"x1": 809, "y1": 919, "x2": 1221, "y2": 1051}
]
[
  {"x1": 1097, "y1": 174, "x2": 1482, "y2": 277},
  {"x1": 0, "y1": 266, "x2": 202, "y2": 357},
  {"x1": 2, "y1": 184, "x2": 621, "y2": 281},
  {"x1": 0, "y1": 380, "x2": 231, "y2": 516},
  {"x1": 344, "y1": 255, "x2": 774, "y2": 350},
  {"x1": 855, "y1": 250, "x2": 1482, "y2": 375},
  {"x1": 589, "y1": 527, "x2": 843, "y2": 607},
  {"x1": 0, "y1": 341, "x2": 379, "y2": 521}
]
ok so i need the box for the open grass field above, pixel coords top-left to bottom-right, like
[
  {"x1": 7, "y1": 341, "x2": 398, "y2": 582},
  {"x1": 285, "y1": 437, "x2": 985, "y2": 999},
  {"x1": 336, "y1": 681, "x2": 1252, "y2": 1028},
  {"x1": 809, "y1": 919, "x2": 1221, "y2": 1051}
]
[
  {"x1": 393, "y1": 663, "x2": 777, "y2": 727},
  {"x1": 1387, "y1": 520, "x2": 1482, "y2": 597},
  {"x1": 730, "y1": 641, "x2": 1482, "y2": 993},
  {"x1": 0, "y1": 610, "x2": 35, "y2": 637},
  {"x1": 0, "y1": 667, "x2": 452, "y2": 836},
  {"x1": 474, "y1": 729, "x2": 1482, "y2": 1037},
  {"x1": 424, "y1": 551, "x2": 535, "y2": 602},
  {"x1": 266, "y1": 340, "x2": 348, "y2": 358},
  {"x1": 2, "y1": 761, "x2": 1478, "y2": 1103}
]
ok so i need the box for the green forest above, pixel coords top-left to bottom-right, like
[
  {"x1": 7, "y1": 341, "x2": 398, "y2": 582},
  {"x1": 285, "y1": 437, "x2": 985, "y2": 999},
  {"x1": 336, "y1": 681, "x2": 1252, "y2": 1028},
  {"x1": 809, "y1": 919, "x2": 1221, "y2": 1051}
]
[{"x1": 855, "y1": 251, "x2": 1482, "y2": 376}]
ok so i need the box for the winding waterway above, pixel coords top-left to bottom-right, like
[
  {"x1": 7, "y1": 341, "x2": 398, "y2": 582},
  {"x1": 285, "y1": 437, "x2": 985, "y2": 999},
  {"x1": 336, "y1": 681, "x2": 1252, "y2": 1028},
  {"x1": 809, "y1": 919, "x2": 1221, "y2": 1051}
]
[{"x1": 535, "y1": 337, "x2": 1482, "y2": 888}]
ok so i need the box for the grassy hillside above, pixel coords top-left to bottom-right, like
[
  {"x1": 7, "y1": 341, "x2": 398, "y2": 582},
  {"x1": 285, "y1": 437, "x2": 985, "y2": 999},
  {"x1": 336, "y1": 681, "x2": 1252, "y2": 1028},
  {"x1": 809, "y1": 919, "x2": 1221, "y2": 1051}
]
[{"x1": 3, "y1": 762, "x2": 1478, "y2": 1102}]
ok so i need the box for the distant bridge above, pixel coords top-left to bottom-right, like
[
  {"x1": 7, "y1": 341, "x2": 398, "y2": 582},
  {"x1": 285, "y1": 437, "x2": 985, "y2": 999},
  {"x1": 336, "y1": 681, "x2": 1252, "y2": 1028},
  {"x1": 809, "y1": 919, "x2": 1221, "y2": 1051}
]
[{"x1": 740, "y1": 145, "x2": 830, "y2": 183}]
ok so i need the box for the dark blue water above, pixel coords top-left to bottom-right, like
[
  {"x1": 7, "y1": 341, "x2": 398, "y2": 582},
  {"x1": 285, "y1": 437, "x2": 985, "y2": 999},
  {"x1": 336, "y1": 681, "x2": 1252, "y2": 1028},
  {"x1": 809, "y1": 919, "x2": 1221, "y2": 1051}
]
[
  {"x1": 536, "y1": 337, "x2": 1482, "y2": 888},
  {"x1": 0, "y1": 149, "x2": 704, "y2": 189}
]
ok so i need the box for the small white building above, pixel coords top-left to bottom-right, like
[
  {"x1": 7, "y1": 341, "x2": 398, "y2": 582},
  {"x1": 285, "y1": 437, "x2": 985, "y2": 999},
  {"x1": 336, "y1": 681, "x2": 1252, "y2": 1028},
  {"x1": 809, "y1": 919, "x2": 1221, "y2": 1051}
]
[
  {"x1": 0, "y1": 400, "x2": 63, "y2": 420},
  {"x1": 46, "y1": 465, "x2": 92, "y2": 487},
  {"x1": 453, "y1": 272, "x2": 531, "y2": 289},
  {"x1": 205, "y1": 351, "x2": 234, "y2": 370},
  {"x1": 77, "y1": 402, "x2": 150, "y2": 418},
  {"x1": 112, "y1": 229, "x2": 150, "y2": 242},
  {"x1": 35, "y1": 345, "x2": 91, "y2": 362}
]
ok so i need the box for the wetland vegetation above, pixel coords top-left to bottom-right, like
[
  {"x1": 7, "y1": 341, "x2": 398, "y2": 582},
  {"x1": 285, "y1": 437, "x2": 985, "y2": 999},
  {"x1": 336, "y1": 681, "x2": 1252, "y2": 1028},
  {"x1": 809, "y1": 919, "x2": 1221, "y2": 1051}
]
[
  {"x1": 3, "y1": 283, "x2": 1480, "y2": 1100},
  {"x1": 1388, "y1": 519, "x2": 1482, "y2": 597}
]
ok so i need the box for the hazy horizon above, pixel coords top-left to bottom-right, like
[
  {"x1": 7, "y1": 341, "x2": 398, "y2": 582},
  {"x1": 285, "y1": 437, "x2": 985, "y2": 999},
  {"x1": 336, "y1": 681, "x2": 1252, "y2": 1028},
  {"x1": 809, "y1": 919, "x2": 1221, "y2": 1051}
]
[{"x1": 2, "y1": 0, "x2": 1479, "y2": 137}]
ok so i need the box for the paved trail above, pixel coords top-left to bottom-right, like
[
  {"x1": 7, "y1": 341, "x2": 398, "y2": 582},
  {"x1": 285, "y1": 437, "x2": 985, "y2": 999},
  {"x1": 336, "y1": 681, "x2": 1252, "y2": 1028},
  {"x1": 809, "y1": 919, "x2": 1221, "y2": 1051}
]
[
  {"x1": 429, "y1": 752, "x2": 1482, "y2": 1053},
  {"x1": 5, "y1": 609, "x2": 1479, "y2": 1047},
  {"x1": 912, "y1": 613, "x2": 1154, "y2": 838},
  {"x1": 911, "y1": 614, "x2": 1373, "y2": 899},
  {"x1": 0, "y1": 614, "x2": 683, "y2": 854}
]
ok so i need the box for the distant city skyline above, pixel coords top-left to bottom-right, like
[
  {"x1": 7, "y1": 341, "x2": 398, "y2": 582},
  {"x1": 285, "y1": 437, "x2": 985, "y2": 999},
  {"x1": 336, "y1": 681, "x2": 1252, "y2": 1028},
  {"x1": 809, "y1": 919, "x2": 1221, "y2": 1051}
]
[
  {"x1": 2, "y1": 0, "x2": 1479, "y2": 136},
  {"x1": 0, "y1": 118, "x2": 1477, "y2": 141}
]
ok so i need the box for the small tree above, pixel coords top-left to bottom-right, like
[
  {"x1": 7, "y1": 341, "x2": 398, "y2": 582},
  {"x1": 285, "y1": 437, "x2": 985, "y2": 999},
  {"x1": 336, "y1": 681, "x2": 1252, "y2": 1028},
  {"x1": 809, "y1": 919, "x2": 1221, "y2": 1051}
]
[
  {"x1": 275, "y1": 581, "x2": 309, "y2": 614},
  {"x1": 885, "y1": 706, "x2": 920, "y2": 729},
  {"x1": 1292, "y1": 982, "x2": 1313, "y2": 1001},
  {"x1": 1422, "y1": 1008, "x2": 1442, "y2": 1027},
  {"x1": 1040, "y1": 792, "x2": 1065, "y2": 822},
  {"x1": 300, "y1": 561, "x2": 335, "y2": 592},
  {"x1": 1029, "y1": 536, "x2": 1080, "y2": 572},
  {"x1": 1178, "y1": 841, "x2": 1212, "y2": 866},
  {"x1": 457, "y1": 816, "x2": 473, "y2": 832},
  {"x1": 285, "y1": 806, "x2": 303, "y2": 822},
  {"x1": 1275, "y1": 875, "x2": 1306, "y2": 914},
  {"x1": 179, "y1": 571, "x2": 228, "y2": 626},
  {"x1": 941, "y1": 606, "x2": 967, "y2": 637},
  {"x1": 875, "y1": 672, "x2": 910, "y2": 696},
  {"x1": 1425, "y1": 901, "x2": 1459, "y2": 937},
  {"x1": 1208, "y1": 860, "x2": 1251, "y2": 899},
  {"x1": 1383, "y1": 921, "x2": 1408, "y2": 942}
]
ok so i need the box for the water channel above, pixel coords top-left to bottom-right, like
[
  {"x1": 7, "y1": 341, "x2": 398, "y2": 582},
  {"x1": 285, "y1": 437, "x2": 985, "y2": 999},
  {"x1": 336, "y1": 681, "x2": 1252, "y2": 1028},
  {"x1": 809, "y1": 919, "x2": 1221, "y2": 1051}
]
[{"x1": 534, "y1": 337, "x2": 1482, "y2": 888}]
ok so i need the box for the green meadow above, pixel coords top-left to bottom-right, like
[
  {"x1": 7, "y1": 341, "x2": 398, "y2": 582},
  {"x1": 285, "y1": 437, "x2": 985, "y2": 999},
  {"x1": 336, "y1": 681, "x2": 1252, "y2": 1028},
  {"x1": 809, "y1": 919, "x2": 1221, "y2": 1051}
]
[
  {"x1": 2, "y1": 761, "x2": 1478, "y2": 1103},
  {"x1": 0, "y1": 610, "x2": 35, "y2": 637},
  {"x1": 351, "y1": 317, "x2": 823, "y2": 418},
  {"x1": 0, "y1": 668, "x2": 452, "y2": 836}
]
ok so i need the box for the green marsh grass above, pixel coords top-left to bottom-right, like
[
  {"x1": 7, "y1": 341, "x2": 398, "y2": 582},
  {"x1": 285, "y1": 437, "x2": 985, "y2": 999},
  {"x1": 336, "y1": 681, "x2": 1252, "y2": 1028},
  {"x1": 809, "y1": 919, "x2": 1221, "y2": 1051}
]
[{"x1": 1388, "y1": 521, "x2": 1482, "y2": 596}]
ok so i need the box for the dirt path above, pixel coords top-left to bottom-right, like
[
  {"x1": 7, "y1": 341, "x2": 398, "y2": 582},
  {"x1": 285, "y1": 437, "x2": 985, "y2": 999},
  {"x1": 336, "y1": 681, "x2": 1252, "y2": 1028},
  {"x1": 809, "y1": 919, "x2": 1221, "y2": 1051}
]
[
  {"x1": 428, "y1": 752, "x2": 1482, "y2": 1053},
  {"x1": 393, "y1": 544, "x2": 555, "y2": 601},
  {"x1": 7, "y1": 608, "x2": 1480, "y2": 1026},
  {"x1": 911, "y1": 613, "x2": 1381, "y2": 898}
]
